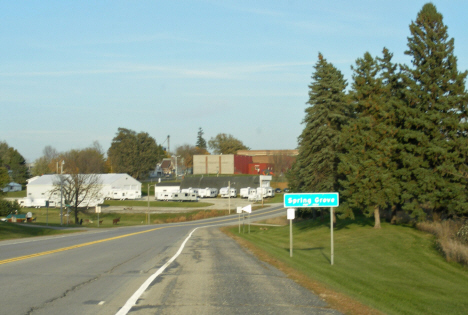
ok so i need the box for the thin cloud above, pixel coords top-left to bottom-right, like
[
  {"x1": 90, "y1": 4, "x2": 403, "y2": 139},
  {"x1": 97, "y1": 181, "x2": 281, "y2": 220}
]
[{"x1": 0, "y1": 61, "x2": 313, "y2": 79}]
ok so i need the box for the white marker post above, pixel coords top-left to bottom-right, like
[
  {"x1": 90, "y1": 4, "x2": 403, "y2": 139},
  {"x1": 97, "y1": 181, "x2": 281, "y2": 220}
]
[
  {"x1": 287, "y1": 208, "x2": 295, "y2": 257},
  {"x1": 96, "y1": 206, "x2": 101, "y2": 227},
  {"x1": 242, "y1": 204, "x2": 252, "y2": 234},
  {"x1": 237, "y1": 206, "x2": 242, "y2": 233}
]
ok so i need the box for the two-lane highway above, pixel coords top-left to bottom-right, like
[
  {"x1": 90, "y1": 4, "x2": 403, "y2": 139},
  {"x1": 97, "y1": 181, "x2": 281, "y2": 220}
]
[{"x1": 0, "y1": 206, "x2": 341, "y2": 314}]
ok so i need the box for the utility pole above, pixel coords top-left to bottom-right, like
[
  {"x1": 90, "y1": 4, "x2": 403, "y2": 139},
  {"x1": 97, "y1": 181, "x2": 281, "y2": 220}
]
[{"x1": 60, "y1": 160, "x2": 65, "y2": 226}]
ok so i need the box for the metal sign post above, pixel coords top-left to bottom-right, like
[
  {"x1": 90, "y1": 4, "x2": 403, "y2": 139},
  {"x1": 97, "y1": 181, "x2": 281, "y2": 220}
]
[
  {"x1": 330, "y1": 207, "x2": 334, "y2": 265},
  {"x1": 284, "y1": 193, "x2": 339, "y2": 265}
]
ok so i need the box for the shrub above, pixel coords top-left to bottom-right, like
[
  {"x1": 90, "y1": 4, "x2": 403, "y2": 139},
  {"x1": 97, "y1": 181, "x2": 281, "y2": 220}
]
[
  {"x1": 457, "y1": 224, "x2": 468, "y2": 245},
  {"x1": 416, "y1": 220, "x2": 468, "y2": 266},
  {"x1": 0, "y1": 199, "x2": 21, "y2": 216},
  {"x1": 438, "y1": 239, "x2": 468, "y2": 265}
]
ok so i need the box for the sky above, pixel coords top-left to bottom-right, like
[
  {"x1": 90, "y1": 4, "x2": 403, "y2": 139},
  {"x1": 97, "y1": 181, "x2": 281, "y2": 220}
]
[{"x1": 1, "y1": 1, "x2": 467, "y2": 162}]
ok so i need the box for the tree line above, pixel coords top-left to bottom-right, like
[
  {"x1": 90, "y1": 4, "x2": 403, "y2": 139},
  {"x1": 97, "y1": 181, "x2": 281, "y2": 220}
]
[
  {"x1": 288, "y1": 3, "x2": 468, "y2": 227},
  {"x1": 0, "y1": 126, "x2": 250, "y2": 221},
  {"x1": 1, "y1": 127, "x2": 250, "y2": 185}
]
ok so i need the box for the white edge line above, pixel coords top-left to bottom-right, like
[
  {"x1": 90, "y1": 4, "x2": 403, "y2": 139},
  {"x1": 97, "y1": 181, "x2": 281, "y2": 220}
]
[
  {"x1": 115, "y1": 227, "x2": 200, "y2": 315},
  {"x1": 115, "y1": 211, "x2": 283, "y2": 315}
]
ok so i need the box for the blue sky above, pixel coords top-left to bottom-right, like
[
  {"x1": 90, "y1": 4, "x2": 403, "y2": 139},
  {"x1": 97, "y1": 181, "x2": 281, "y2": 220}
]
[{"x1": 1, "y1": 1, "x2": 467, "y2": 162}]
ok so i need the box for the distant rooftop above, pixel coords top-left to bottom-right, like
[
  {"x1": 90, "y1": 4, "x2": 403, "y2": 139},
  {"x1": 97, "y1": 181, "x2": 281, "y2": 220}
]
[{"x1": 236, "y1": 150, "x2": 298, "y2": 156}]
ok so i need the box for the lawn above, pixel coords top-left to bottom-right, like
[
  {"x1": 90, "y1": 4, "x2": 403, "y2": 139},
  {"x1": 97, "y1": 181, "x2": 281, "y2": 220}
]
[
  {"x1": 102, "y1": 200, "x2": 213, "y2": 208},
  {"x1": 4, "y1": 190, "x2": 26, "y2": 198},
  {"x1": 261, "y1": 193, "x2": 283, "y2": 204},
  {"x1": 227, "y1": 214, "x2": 468, "y2": 315},
  {"x1": 0, "y1": 222, "x2": 82, "y2": 240},
  {"x1": 6, "y1": 207, "x2": 229, "y2": 229}
]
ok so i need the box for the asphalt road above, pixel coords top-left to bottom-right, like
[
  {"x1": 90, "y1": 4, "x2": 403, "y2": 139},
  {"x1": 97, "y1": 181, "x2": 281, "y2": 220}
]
[{"x1": 0, "y1": 206, "x2": 341, "y2": 315}]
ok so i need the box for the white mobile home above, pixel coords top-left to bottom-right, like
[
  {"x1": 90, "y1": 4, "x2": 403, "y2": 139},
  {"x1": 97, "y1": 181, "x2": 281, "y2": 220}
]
[
  {"x1": 155, "y1": 186, "x2": 180, "y2": 195},
  {"x1": 181, "y1": 187, "x2": 200, "y2": 196},
  {"x1": 256, "y1": 186, "x2": 275, "y2": 198},
  {"x1": 219, "y1": 187, "x2": 237, "y2": 198},
  {"x1": 154, "y1": 186, "x2": 180, "y2": 200},
  {"x1": 171, "y1": 192, "x2": 198, "y2": 202},
  {"x1": 157, "y1": 192, "x2": 175, "y2": 201},
  {"x1": 198, "y1": 187, "x2": 218, "y2": 198},
  {"x1": 240, "y1": 187, "x2": 256, "y2": 198}
]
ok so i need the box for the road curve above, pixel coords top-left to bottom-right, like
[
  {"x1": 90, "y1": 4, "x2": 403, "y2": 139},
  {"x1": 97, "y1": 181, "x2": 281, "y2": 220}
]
[{"x1": 0, "y1": 206, "x2": 341, "y2": 315}]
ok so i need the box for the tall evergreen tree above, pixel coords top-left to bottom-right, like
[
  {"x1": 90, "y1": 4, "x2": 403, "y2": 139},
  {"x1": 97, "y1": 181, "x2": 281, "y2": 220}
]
[
  {"x1": 339, "y1": 51, "x2": 400, "y2": 228},
  {"x1": 288, "y1": 53, "x2": 350, "y2": 194},
  {"x1": 0, "y1": 142, "x2": 28, "y2": 184},
  {"x1": 0, "y1": 158, "x2": 9, "y2": 194},
  {"x1": 398, "y1": 3, "x2": 468, "y2": 218},
  {"x1": 196, "y1": 127, "x2": 207, "y2": 149}
]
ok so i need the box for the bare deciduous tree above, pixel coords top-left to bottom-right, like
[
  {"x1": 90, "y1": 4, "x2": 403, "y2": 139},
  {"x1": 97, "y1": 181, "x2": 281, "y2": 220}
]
[{"x1": 52, "y1": 174, "x2": 102, "y2": 224}]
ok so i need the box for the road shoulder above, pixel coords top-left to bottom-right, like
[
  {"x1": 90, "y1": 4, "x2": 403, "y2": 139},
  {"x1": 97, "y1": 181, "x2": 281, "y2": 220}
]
[{"x1": 220, "y1": 226, "x2": 383, "y2": 315}]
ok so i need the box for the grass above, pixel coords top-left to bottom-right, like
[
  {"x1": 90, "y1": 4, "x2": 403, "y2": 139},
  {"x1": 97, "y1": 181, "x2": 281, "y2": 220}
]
[
  {"x1": 102, "y1": 200, "x2": 213, "y2": 208},
  {"x1": 416, "y1": 220, "x2": 468, "y2": 266},
  {"x1": 261, "y1": 193, "x2": 284, "y2": 204},
  {"x1": 226, "y1": 214, "x2": 468, "y2": 315},
  {"x1": 4, "y1": 190, "x2": 26, "y2": 198},
  {"x1": 5, "y1": 207, "x2": 229, "y2": 230},
  {"x1": 0, "y1": 222, "x2": 82, "y2": 240}
]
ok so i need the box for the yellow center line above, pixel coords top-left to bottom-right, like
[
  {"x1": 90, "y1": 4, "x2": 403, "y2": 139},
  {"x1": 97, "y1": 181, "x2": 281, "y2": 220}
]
[{"x1": 0, "y1": 207, "x2": 286, "y2": 266}]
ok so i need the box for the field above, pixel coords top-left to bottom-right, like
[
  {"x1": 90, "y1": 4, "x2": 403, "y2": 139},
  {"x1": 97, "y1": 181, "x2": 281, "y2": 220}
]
[
  {"x1": 102, "y1": 200, "x2": 213, "y2": 208},
  {"x1": 225, "y1": 214, "x2": 468, "y2": 315},
  {"x1": 4, "y1": 207, "x2": 230, "y2": 229},
  {"x1": 0, "y1": 222, "x2": 82, "y2": 240},
  {"x1": 4, "y1": 190, "x2": 26, "y2": 198}
]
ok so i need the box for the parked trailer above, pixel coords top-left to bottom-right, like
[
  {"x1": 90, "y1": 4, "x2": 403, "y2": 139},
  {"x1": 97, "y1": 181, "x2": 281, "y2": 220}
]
[
  {"x1": 198, "y1": 187, "x2": 218, "y2": 198},
  {"x1": 219, "y1": 187, "x2": 237, "y2": 198},
  {"x1": 171, "y1": 192, "x2": 198, "y2": 202},
  {"x1": 256, "y1": 187, "x2": 275, "y2": 198},
  {"x1": 240, "y1": 187, "x2": 256, "y2": 198},
  {"x1": 19, "y1": 198, "x2": 48, "y2": 208},
  {"x1": 181, "y1": 187, "x2": 200, "y2": 196},
  {"x1": 207, "y1": 188, "x2": 218, "y2": 197},
  {"x1": 157, "y1": 192, "x2": 177, "y2": 201}
]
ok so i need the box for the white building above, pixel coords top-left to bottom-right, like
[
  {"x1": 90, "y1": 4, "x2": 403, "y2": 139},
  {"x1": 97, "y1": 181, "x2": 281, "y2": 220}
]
[{"x1": 22, "y1": 174, "x2": 141, "y2": 207}]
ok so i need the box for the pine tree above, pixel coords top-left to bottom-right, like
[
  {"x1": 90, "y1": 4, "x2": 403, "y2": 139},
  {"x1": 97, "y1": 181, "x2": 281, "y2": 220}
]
[
  {"x1": 398, "y1": 3, "x2": 468, "y2": 218},
  {"x1": 196, "y1": 127, "x2": 207, "y2": 149},
  {"x1": 339, "y1": 51, "x2": 401, "y2": 228},
  {"x1": 288, "y1": 53, "x2": 350, "y2": 194}
]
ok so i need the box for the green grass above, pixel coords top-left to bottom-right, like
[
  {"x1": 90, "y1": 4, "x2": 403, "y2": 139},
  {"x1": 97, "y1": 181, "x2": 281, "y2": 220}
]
[
  {"x1": 229, "y1": 215, "x2": 468, "y2": 315},
  {"x1": 102, "y1": 200, "x2": 213, "y2": 208},
  {"x1": 261, "y1": 193, "x2": 283, "y2": 204},
  {"x1": 8, "y1": 207, "x2": 226, "y2": 230},
  {"x1": 0, "y1": 222, "x2": 82, "y2": 240},
  {"x1": 4, "y1": 190, "x2": 26, "y2": 198}
]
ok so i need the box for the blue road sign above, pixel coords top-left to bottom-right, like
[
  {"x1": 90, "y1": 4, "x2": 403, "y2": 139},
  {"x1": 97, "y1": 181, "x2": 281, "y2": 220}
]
[{"x1": 284, "y1": 193, "x2": 339, "y2": 208}]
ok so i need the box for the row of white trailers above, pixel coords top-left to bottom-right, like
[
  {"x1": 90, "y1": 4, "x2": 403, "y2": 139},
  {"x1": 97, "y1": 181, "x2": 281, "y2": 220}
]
[{"x1": 156, "y1": 187, "x2": 275, "y2": 202}]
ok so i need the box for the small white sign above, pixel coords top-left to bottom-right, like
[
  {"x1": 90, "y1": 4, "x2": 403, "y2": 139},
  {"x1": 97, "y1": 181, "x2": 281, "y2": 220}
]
[
  {"x1": 287, "y1": 208, "x2": 295, "y2": 220},
  {"x1": 236, "y1": 206, "x2": 242, "y2": 214},
  {"x1": 95, "y1": 206, "x2": 101, "y2": 213},
  {"x1": 242, "y1": 204, "x2": 252, "y2": 213}
]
